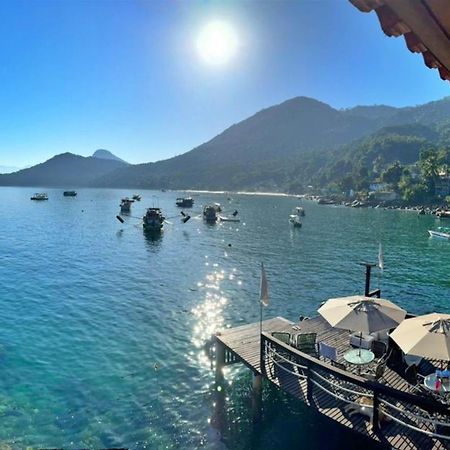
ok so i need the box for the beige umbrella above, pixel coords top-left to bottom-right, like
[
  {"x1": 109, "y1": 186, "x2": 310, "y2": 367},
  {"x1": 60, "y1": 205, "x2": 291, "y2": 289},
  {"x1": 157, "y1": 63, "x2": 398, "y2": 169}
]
[
  {"x1": 318, "y1": 295, "x2": 407, "y2": 334},
  {"x1": 390, "y1": 313, "x2": 450, "y2": 361}
]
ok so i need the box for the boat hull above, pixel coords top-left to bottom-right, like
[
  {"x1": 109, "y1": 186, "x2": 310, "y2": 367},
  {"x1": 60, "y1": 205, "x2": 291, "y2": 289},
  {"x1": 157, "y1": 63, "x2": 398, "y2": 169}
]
[{"x1": 428, "y1": 230, "x2": 450, "y2": 239}]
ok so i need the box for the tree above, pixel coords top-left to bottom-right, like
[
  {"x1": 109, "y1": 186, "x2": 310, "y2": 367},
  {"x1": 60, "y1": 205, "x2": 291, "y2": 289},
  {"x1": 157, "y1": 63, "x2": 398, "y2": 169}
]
[{"x1": 381, "y1": 161, "x2": 403, "y2": 190}]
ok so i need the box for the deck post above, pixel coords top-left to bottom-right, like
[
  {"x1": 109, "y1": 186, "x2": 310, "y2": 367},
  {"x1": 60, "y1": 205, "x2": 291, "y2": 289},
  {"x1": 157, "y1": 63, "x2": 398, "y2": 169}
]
[
  {"x1": 306, "y1": 360, "x2": 313, "y2": 404},
  {"x1": 372, "y1": 391, "x2": 380, "y2": 433},
  {"x1": 251, "y1": 371, "x2": 263, "y2": 423},
  {"x1": 211, "y1": 340, "x2": 227, "y2": 435}
]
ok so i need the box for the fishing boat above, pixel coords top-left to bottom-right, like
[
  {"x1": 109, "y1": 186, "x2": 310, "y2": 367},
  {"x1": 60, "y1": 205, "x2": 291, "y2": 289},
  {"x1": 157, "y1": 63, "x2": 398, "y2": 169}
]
[
  {"x1": 120, "y1": 198, "x2": 134, "y2": 213},
  {"x1": 30, "y1": 193, "x2": 48, "y2": 201},
  {"x1": 428, "y1": 227, "x2": 450, "y2": 239},
  {"x1": 203, "y1": 205, "x2": 220, "y2": 223},
  {"x1": 176, "y1": 197, "x2": 194, "y2": 208},
  {"x1": 132, "y1": 194, "x2": 141, "y2": 201},
  {"x1": 143, "y1": 207, "x2": 165, "y2": 232},
  {"x1": 63, "y1": 191, "x2": 77, "y2": 197},
  {"x1": 295, "y1": 206, "x2": 305, "y2": 217},
  {"x1": 289, "y1": 214, "x2": 302, "y2": 227}
]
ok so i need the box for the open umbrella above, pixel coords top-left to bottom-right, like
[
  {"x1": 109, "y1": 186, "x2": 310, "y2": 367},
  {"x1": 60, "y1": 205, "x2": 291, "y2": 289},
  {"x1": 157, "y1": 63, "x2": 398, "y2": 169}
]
[
  {"x1": 390, "y1": 313, "x2": 450, "y2": 362},
  {"x1": 318, "y1": 295, "x2": 406, "y2": 333},
  {"x1": 318, "y1": 295, "x2": 406, "y2": 354}
]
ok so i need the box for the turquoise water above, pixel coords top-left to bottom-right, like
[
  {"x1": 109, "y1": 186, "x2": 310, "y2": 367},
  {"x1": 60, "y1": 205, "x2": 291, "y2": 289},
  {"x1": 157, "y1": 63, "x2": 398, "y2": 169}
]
[{"x1": 1, "y1": 187, "x2": 449, "y2": 449}]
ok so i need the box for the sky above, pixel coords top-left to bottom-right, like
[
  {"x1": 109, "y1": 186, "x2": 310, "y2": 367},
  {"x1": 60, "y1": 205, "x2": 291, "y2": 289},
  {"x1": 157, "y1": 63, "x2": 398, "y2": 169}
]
[{"x1": 0, "y1": 0, "x2": 449, "y2": 168}]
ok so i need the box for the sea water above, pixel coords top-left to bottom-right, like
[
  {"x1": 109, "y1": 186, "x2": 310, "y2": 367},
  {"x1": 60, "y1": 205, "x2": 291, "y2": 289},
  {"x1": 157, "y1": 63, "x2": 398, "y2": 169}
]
[{"x1": 0, "y1": 187, "x2": 448, "y2": 449}]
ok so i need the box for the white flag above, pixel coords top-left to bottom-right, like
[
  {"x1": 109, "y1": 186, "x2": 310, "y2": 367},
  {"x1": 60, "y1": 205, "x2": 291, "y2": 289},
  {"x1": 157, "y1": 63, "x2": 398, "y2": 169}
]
[
  {"x1": 260, "y1": 262, "x2": 269, "y2": 306},
  {"x1": 378, "y1": 243, "x2": 384, "y2": 271}
]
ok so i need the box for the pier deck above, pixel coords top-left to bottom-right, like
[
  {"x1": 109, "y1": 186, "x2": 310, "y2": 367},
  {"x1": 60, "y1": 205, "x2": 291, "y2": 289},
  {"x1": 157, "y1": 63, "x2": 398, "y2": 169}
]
[{"x1": 215, "y1": 316, "x2": 450, "y2": 450}]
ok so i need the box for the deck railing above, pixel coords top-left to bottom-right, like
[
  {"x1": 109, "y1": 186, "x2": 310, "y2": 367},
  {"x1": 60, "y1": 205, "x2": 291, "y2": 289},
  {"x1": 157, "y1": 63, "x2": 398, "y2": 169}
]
[{"x1": 261, "y1": 332, "x2": 450, "y2": 444}]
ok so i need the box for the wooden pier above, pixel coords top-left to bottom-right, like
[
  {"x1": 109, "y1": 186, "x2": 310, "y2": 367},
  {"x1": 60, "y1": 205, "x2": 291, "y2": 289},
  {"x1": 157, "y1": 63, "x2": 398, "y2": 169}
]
[{"x1": 214, "y1": 316, "x2": 450, "y2": 450}]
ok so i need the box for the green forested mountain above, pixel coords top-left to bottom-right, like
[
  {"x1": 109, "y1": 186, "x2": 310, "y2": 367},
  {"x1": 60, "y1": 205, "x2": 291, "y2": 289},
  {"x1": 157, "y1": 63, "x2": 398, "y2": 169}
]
[{"x1": 2, "y1": 96, "x2": 450, "y2": 192}]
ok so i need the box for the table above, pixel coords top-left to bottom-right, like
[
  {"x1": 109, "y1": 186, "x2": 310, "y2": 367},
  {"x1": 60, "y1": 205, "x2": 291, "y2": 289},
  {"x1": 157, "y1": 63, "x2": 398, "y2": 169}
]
[
  {"x1": 424, "y1": 374, "x2": 450, "y2": 393},
  {"x1": 344, "y1": 349, "x2": 375, "y2": 372}
]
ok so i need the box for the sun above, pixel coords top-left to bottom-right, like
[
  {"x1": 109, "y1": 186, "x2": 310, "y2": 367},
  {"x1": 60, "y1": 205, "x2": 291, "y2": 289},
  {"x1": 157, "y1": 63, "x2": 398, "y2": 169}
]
[{"x1": 196, "y1": 20, "x2": 238, "y2": 66}]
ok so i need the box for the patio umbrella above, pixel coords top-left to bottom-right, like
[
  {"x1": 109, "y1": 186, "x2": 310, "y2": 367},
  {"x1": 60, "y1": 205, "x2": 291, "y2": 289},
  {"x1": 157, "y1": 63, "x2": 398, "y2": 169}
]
[
  {"x1": 390, "y1": 313, "x2": 450, "y2": 362},
  {"x1": 318, "y1": 295, "x2": 407, "y2": 354}
]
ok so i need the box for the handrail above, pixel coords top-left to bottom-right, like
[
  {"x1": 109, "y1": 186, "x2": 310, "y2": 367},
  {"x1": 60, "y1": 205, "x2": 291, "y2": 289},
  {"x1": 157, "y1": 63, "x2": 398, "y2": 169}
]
[
  {"x1": 310, "y1": 378, "x2": 370, "y2": 408},
  {"x1": 311, "y1": 369, "x2": 373, "y2": 398},
  {"x1": 270, "y1": 356, "x2": 308, "y2": 379},
  {"x1": 266, "y1": 344, "x2": 308, "y2": 371},
  {"x1": 381, "y1": 398, "x2": 450, "y2": 428},
  {"x1": 381, "y1": 409, "x2": 450, "y2": 441},
  {"x1": 261, "y1": 332, "x2": 450, "y2": 415}
]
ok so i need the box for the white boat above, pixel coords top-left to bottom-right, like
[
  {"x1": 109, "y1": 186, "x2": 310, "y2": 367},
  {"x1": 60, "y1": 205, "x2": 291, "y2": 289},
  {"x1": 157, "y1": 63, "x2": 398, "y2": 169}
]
[
  {"x1": 219, "y1": 215, "x2": 240, "y2": 223},
  {"x1": 31, "y1": 193, "x2": 48, "y2": 201},
  {"x1": 295, "y1": 206, "x2": 305, "y2": 217},
  {"x1": 120, "y1": 198, "x2": 134, "y2": 213},
  {"x1": 289, "y1": 214, "x2": 302, "y2": 227},
  {"x1": 143, "y1": 207, "x2": 165, "y2": 232},
  {"x1": 428, "y1": 227, "x2": 450, "y2": 239}
]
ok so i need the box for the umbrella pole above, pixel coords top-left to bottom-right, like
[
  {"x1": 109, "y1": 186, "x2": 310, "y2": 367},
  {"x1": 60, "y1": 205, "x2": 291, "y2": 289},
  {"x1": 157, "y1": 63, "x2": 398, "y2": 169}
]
[{"x1": 359, "y1": 332, "x2": 362, "y2": 357}]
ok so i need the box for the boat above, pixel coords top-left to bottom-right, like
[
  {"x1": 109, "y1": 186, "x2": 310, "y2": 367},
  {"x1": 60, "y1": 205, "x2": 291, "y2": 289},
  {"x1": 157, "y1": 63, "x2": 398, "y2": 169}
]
[
  {"x1": 295, "y1": 206, "x2": 305, "y2": 217},
  {"x1": 428, "y1": 227, "x2": 450, "y2": 239},
  {"x1": 289, "y1": 214, "x2": 302, "y2": 227},
  {"x1": 176, "y1": 197, "x2": 194, "y2": 208},
  {"x1": 143, "y1": 207, "x2": 165, "y2": 232},
  {"x1": 120, "y1": 198, "x2": 134, "y2": 213},
  {"x1": 30, "y1": 193, "x2": 48, "y2": 201},
  {"x1": 436, "y1": 210, "x2": 450, "y2": 219},
  {"x1": 203, "y1": 205, "x2": 220, "y2": 223},
  {"x1": 132, "y1": 194, "x2": 141, "y2": 201},
  {"x1": 63, "y1": 191, "x2": 77, "y2": 197}
]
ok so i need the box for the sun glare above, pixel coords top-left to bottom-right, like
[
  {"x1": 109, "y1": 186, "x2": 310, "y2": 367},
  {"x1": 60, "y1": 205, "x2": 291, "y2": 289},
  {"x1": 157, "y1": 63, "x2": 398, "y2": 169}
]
[{"x1": 196, "y1": 20, "x2": 238, "y2": 66}]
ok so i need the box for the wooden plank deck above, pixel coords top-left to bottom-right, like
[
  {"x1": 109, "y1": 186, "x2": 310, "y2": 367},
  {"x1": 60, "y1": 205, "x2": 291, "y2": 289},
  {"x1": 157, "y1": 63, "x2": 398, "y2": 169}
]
[{"x1": 215, "y1": 316, "x2": 450, "y2": 450}]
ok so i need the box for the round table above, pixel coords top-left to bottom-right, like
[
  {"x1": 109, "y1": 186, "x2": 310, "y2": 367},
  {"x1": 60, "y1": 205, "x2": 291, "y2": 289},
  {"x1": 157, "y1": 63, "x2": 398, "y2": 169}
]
[
  {"x1": 344, "y1": 349, "x2": 375, "y2": 366},
  {"x1": 424, "y1": 374, "x2": 450, "y2": 393}
]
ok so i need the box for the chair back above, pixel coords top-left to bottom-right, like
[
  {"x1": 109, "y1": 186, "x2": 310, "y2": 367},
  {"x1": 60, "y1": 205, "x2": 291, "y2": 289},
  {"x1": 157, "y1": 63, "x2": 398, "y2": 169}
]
[
  {"x1": 271, "y1": 332, "x2": 291, "y2": 345},
  {"x1": 296, "y1": 333, "x2": 318, "y2": 356},
  {"x1": 372, "y1": 340, "x2": 387, "y2": 359},
  {"x1": 319, "y1": 342, "x2": 338, "y2": 362}
]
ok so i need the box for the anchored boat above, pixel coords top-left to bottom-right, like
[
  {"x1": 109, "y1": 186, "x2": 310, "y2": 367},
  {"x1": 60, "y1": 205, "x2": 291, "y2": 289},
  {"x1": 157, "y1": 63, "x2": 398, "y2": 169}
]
[
  {"x1": 120, "y1": 198, "x2": 134, "y2": 213},
  {"x1": 428, "y1": 227, "x2": 450, "y2": 239},
  {"x1": 176, "y1": 197, "x2": 194, "y2": 208},
  {"x1": 63, "y1": 191, "x2": 77, "y2": 197},
  {"x1": 203, "y1": 204, "x2": 220, "y2": 223},
  {"x1": 132, "y1": 194, "x2": 142, "y2": 201},
  {"x1": 295, "y1": 206, "x2": 305, "y2": 217},
  {"x1": 143, "y1": 207, "x2": 165, "y2": 232},
  {"x1": 31, "y1": 193, "x2": 48, "y2": 201},
  {"x1": 289, "y1": 214, "x2": 302, "y2": 227}
]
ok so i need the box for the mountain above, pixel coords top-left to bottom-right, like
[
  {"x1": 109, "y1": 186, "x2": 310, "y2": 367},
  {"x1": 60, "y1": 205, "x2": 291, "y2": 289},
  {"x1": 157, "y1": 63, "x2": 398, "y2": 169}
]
[
  {"x1": 94, "y1": 96, "x2": 450, "y2": 191},
  {"x1": 3, "y1": 96, "x2": 450, "y2": 191},
  {"x1": 92, "y1": 149, "x2": 127, "y2": 164},
  {"x1": 0, "y1": 152, "x2": 126, "y2": 187}
]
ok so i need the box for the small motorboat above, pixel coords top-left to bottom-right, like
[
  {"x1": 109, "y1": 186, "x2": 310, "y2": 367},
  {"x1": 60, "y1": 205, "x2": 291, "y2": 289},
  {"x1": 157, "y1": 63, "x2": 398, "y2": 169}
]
[
  {"x1": 295, "y1": 206, "x2": 305, "y2": 217},
  {"x1": 289, "y1": 214, "x2": 302, "y2": 227},
  {"x1": 120, "y1": 198, "x2": 134, "y2": 213},
  {"x1": 428, "y1": 227, "x2": 450, "y2": 239},
  {"x1": 176, "y1": 197, "x2": 194, "y2": 208},
  {"x1": 436, "y1": 210, "x2": 450, "y2": 219},
  {"x1": 63, "y1": 191, "x2": 77, "y2": 197},
  {"x1": 132, "y1": 194, "x2": 142, "y2": 201},
  {"x1": 31, "y1": 193, "x2": 48, "y2": 201},
  {"x1": 143, "y1": 207, "x2": 165, "y2": 232}
]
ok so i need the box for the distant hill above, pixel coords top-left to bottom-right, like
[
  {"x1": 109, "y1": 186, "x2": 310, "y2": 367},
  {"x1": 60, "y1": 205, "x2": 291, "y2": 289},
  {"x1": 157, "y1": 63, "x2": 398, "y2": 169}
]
[
  {"x1": 3, "y1": 96, "x2": 450, "y2": 192},
  {"x1": 92, "y1": 149, "x2": 127, "y2": 164},
  {"x1": 0, "y1": 153, "x2": 126, "y2": 187},
  {"x1": 94, "y1": 96, "x2": 450, "y2": 191}
]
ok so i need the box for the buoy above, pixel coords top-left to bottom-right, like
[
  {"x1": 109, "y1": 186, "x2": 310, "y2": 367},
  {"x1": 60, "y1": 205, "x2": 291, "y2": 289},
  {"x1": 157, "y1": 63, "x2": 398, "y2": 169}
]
[{"x1": 116, "y1": 215, "x2": 124, "y2": 224}]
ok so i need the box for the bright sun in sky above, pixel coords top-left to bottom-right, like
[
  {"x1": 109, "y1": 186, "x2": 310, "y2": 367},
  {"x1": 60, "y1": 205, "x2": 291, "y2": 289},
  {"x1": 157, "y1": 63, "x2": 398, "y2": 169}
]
[{"x1": 196, "y1": 20, "x2": 238, "y2": 66}]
